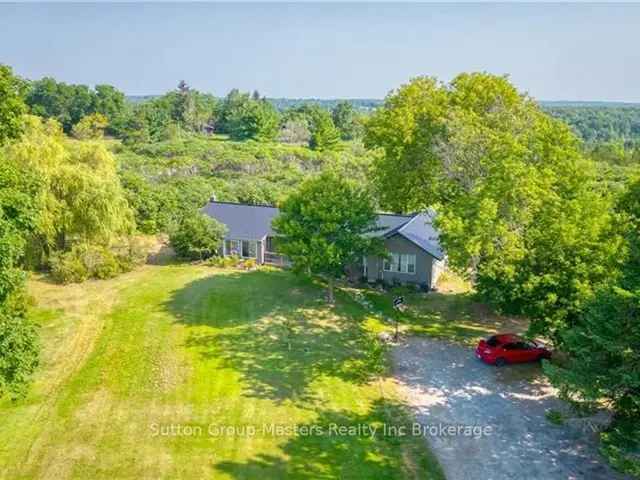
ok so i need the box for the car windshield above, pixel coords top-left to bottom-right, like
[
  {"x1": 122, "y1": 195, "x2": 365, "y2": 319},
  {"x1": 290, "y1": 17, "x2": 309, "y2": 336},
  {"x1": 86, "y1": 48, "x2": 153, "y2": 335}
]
[{"x1": 486, "y1": 336, "x2": 500, "y2": 347}]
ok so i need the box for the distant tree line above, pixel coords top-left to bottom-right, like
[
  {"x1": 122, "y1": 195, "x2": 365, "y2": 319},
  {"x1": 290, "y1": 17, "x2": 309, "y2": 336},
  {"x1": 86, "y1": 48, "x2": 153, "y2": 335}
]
[
  {"x1": 23, "y1": 78, "x2": 366, "y2": 150},
  {"x1": 545, "y1": 106, "x2": 640, "y2": 144}
]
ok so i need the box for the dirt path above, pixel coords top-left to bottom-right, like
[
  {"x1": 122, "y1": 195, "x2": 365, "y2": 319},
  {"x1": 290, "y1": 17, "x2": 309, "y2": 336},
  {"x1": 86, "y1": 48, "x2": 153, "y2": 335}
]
[{"x1": 392, "y1": 337, "x2": 629, "y2": 480}]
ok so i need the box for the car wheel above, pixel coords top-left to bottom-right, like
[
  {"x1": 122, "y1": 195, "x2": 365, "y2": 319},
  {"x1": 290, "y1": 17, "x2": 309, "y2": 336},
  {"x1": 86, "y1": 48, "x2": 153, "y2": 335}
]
[{"x1": 495, "y1": 357, "x2": 507, "y2": 367}]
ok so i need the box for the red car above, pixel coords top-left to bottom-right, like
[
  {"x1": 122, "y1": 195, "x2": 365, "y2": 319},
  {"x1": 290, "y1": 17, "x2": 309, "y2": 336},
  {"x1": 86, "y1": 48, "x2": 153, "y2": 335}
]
[{"x1": 475, "y1": 334, "x2": 551, "y2": 366}]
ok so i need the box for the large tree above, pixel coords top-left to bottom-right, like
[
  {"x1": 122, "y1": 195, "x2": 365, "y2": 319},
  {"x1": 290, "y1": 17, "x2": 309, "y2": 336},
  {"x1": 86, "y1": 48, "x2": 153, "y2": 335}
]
[
  {"x1": 273, "y1": 172, "x2": 383, "y2": 303},
  {"x1": 25, "y1": 77, "x2": 128, "y2": 134},
  {"x1": 3, "y1": 116, "x2": 134, "y2": 262},
  {"x1": 331, "y1": 101, "x2": 362, "y2": 140},
  {"x1": 283, "y1": 104, "x2": 341, "y2": 151},
  {"x1": 545, "y1": 179, "x2": 640, "y2": 473},
  {"x1": 226, "y1": 98, "x2": 280, "y2": 141},
  {"x1": 0, "y1": 64, "x2": 27, "y2": 145},
  {"x1": 0, "y1": 135, "x2": 41, "y2": 398},
  {"x1": 365, "y1": 73, "x2": 618, "y2": 340}
]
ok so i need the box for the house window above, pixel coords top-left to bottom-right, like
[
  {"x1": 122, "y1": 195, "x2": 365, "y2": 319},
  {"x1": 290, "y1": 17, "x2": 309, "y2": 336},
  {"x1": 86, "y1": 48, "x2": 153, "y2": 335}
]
[
  {"x1": 225, "y1": 240, "x2": 241, "y2": 256},
  {"x1": 407, "y1": 256, "x2": 416, "y2": 273},
  {"x1": 383, "y1": 253, "x2": 416, "y2": 274},
  {"x1": 241, "y1": 240, "x2": 257, "y2": 258}
]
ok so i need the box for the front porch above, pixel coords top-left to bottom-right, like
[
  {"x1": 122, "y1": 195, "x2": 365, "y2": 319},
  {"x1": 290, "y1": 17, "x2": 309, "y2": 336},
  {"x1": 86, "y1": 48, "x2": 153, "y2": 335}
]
[{"x1": 222, "y1": 236, "x2": 290, "y2": 267}]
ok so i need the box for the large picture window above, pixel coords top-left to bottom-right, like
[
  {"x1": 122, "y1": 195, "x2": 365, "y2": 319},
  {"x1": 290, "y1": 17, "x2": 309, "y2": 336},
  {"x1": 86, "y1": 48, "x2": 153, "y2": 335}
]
[{"x1": 383, "y1": 253, "x2": 416, "y2": 274}]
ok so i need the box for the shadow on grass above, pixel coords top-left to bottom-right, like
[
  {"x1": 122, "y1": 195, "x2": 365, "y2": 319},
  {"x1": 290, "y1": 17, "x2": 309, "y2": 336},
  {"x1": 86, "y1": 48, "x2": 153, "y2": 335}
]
[
  {"x1": 165, "y1": 269, "x2": 385, "y2": 403},
  {"x1": 214, "y1": 397, "x2": 443, "y2": 480},
  {"x1": 359, "y1": 288, "x2": 516, "y2": 344}
]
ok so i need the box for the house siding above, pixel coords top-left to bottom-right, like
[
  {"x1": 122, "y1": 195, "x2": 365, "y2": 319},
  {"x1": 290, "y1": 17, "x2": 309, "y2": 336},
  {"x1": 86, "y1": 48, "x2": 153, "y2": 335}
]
[{"x1": 364, "y1": 234, "x2": 439, "y2": 289}]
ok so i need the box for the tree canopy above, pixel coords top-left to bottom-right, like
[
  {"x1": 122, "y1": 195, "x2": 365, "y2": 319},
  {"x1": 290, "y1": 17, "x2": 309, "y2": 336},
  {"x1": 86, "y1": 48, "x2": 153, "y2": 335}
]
[
  {"x1": 0, "y1": 64, "x2": 27, "y2": 145},
  {"x1": 169, "y1": 211, "x2": 226, "y2": 260},
  {"x1": 365, "y1": 73, "x2": 618, "y2": 339},
  {"x1": 2, "y1": 116, "x2": 134, "y2": 262},
  {"x1": 25, "y1": 77, "x2": 127, "y2": 133},
  {"x1": 273, "y1": 172, "x2": 383, "y2": 302},
  {"x1": 544, "y1": 177, "x2": 640, "y2": 474}
]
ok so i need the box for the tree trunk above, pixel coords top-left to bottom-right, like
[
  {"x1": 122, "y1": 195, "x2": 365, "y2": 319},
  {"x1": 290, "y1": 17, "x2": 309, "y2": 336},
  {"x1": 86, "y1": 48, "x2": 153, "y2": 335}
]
[
  {"x1": 327, "y1": 277, "x2": 335, "y2": 304},
  {"x1": 56, "y1": 231, "x2": 66, "y2": 252}
]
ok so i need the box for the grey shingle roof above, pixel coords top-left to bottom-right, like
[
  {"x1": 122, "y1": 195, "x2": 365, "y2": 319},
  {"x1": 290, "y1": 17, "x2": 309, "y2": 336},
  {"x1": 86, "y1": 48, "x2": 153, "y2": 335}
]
[{"x1": 202, "y1": 201, "x2": 443, "y2": 259}]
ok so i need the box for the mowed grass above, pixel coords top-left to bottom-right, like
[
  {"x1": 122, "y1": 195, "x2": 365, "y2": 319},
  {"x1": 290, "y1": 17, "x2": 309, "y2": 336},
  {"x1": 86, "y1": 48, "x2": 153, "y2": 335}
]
[
  {"x1": 0, "y1": 265, "x2": 443, "y2": 480},
  {"x1": 353, "y1": 272, "x2": 527, "y2": 346}
]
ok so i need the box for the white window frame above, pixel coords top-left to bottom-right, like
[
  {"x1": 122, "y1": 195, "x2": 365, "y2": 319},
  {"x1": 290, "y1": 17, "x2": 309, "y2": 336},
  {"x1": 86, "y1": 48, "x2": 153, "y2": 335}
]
[{"x1": 383, "y1": 252, "x2": 416, "y2": 275}]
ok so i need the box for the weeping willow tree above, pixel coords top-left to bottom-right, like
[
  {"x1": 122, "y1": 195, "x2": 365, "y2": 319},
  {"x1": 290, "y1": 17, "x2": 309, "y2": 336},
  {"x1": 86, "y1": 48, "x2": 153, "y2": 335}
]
[{"x1": 2, "y1": 115, "x2": 134, "y2": 266}]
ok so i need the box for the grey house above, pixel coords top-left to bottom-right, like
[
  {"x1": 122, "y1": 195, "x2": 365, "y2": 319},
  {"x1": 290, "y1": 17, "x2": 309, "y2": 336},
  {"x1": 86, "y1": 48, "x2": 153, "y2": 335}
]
[{"x1": 202, "y1": 201, "x2": 445, "y2": 289}]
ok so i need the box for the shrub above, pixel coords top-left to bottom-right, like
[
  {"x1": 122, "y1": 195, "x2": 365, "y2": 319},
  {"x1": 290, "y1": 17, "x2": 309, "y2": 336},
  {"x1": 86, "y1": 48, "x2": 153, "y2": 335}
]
[
  {"x1": 170, "y1": 211, "x2": 226, "y2": 261},
  {"x1": 71, "y1": 113, "x2": 108, "y2": 139},
  {"x1": 0, "y1": 305, "x2": 39, "y2": 399},
  {"x1": 208, "y1": 254, "x2": 241, "y2": 268},
  {"x1": 112, "y1": 236, "x2": 150, "y2": 271},
  {"x1": 50, "y1": 251, "x2": 89, "y2": 284},
  {"x1": 50, "y1": 240, "x2": 148, "y2": 284},
  {"x1": 241, "y1": 258, "x2": 257, "y2": 270}
]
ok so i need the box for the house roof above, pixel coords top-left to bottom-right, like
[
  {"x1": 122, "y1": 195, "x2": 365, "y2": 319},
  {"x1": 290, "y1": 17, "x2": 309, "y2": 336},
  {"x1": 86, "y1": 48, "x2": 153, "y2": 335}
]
[
  {"x1": 202, "y1": 201, "x2": 444, "y2": 259},
  {"x1": 387, "y1": 211, "x2": 444, "y2": 260},
  {"x1": 201, "y1": 201, "x2": 279, "y2": 240}
]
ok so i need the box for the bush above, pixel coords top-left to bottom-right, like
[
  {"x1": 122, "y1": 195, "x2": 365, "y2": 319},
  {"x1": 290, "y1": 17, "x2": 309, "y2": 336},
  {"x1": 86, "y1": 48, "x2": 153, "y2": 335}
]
[
  {"x1": 0, "y1": 297, "x2": 39, "y2": 399},
  {"x1": 207, "y1": 254, "x2": 241, "y2": 268},
  {"x1": 111, "y1": 236, "x2": 150, "y2": 271},
  {"x1": 170, "y1": 211, "x2": 226, "y2": 261},
  {"x1": 600, "y1": 419, "x2": 640, "y2": 477},
  {"x1": 50, "y1": 240, "x2": 149, "y2": 284},
  {"x1": 240, "y1": 258, "x2": 257, "y2": 270},
  {"x1": 50, "y1": 251, "x2": 89, "y2": 284}
]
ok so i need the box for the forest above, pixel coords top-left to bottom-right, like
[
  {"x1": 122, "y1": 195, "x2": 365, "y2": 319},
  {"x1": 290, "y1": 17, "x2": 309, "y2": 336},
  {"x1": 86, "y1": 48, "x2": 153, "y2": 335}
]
[{"x1": 1, "y1": 65, "x2": 640, "y2": 476}]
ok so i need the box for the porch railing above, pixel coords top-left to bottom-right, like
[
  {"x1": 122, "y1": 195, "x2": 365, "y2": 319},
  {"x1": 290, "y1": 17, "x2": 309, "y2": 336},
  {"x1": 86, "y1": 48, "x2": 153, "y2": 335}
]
[{"x1": 264, "y1": 251, "x2": 291, "y2": 267}]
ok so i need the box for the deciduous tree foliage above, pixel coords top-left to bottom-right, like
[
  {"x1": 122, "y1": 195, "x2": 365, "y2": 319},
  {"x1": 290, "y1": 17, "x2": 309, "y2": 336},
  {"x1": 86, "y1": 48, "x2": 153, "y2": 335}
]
[
  {"x1": 226, "y1": 98, "x2": 280, "y2": 141},
  {"x1": 332, "y1": 101, "x2": 362, "y2": 140},
  {"x1": 169, "y1": 211, "x2": 226, "y2": 260},
  {"x1": 3, "y1": 116, "x2": 134, "y2": 262},
  {"x1": 0, "y1": 123, "x2": 41, "y2": 398},
  {"x1": 283, "y1": 105, "x2": 342, "y2": 151},
  {"x1": 71, "y1": 113, "x2": 108, "y2": 139},
  {"x1": 546, "y1": 179, "x2": 640, "y2": 473},
  {"x1": 309, "y1": 110, "x2": 341, "y2": 151},
  {"x1": 365, "y1": 73, "x2": 618, "y2": 340},
  {"x1": 273, "y1": 172, "x2": 383, "y2": 303},
  {"x1": 0, "y1": 64, "x2": 27, "y2": 145}
]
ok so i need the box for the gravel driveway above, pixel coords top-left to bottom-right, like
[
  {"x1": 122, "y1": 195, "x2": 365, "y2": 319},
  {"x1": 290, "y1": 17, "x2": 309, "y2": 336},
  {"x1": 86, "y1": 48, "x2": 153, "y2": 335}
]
[{"x1": 392, "y1": 337, "x2": 629, "y2": 480}]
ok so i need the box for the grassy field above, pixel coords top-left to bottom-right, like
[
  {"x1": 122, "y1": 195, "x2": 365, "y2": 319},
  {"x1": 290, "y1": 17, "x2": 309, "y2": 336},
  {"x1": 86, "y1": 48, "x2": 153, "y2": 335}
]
[{"x1": 0, "y1": 265, "x2": 443, "y2": 480}]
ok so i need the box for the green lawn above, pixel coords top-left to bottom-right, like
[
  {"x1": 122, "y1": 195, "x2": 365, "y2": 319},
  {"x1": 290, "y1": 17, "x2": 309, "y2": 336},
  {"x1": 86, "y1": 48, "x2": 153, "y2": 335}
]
[
  {"x1": 0, "y1": 265, "x2": 443, "y2": 480},
  {"x1": 348, "y1": 273, "x2": 527, "y2": 345}
]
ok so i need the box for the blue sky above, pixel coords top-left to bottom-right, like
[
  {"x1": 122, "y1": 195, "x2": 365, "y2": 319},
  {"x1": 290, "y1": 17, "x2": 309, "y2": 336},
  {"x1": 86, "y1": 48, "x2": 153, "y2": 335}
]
[{"x1": 1, "y1": 3, "x2": 639, "y2": 101}]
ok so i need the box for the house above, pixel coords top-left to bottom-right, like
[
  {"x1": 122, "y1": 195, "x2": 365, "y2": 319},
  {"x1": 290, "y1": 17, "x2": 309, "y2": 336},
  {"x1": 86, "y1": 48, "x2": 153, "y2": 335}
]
[{"x1": 202, "y1": 200, "x2": 445, "y2": 289}]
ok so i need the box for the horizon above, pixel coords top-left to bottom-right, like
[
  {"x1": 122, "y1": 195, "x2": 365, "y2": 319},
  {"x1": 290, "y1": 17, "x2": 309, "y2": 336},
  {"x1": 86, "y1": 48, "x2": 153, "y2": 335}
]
[
  {"x1": 1, "y1": 3, "x2": 639, "y2": 102},
  {"x1": 127, "y1": 94, "x2": 640, "y2": 105}
]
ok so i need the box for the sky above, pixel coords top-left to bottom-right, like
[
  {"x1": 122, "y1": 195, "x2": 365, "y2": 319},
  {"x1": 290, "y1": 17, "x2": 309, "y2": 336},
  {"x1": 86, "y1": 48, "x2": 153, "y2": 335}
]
[{"x1": 1, "y1": 3, "x2": 639, "y2": 102}]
